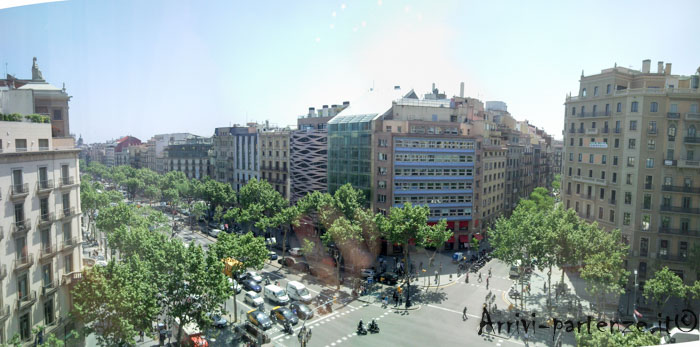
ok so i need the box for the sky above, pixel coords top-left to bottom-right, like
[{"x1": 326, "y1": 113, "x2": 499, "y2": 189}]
[{"x1": 1, "y1": 0, "x2": 699, "y2": 143}]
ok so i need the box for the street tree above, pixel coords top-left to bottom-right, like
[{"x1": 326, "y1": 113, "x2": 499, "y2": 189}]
[
  {"x1": 417, "y1": 219, "x2": 451, "y2": 270},
  {"x1": 144, "y1": 185, "x2": 161, "y2": 204},
  {"x1": 580, "y1": 226, "x2": 629, "y2": 318},
  {"x1": 80, "y1": 179, "x2": 122, "y2": 241},
  {"x1": 643, "y1": 267, "x2": 686, "y2": 314},
  {"x1": 190, "y1": 201, "x2": 207, "y2": 228},
  {"x1": 575, "y1": 325, "x2": 660, "y2": 347},
  {"x1": 320, "y1": 215, "x2": 363, "y2": 287},
  {"x1": 208, "y1": 232, "x2": 268, "y2": 322},
  {"x1": 236, "y1": 178, "x2": 288, "y2": 234},
  {"x1": 72, "y1": 257, "x2": 160, "y2": 346},
  {"x1": 124, "y1": 177, "x2": 144, "y2": 200}
]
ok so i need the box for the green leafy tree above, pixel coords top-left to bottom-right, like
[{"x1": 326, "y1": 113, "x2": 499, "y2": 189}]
[
  {"x1": 575, "y1": 326, "x2": 661, "y2": 347},
  {"x1": 687, "y1": 281, "x2": 700, "y2": 301},
  {"x1": 208, "y1": 232, "x2": 268, "y2": 322},
  {"x1": 144, "y1": 185, "x2": 161, "y2": 203},
  {"x1": 124, "y1": 177, "x2": 144, "y2": 200},
  {"x1": 199, "y1": 177, "x2": 236, "y2": 211},
  {"x1": 378, "y1": 203, "x2": 431, "y2": 275},
  {"x1": 643, "y1": 267, "x2": 686, "y2": 313},
  {"x1": 213, "y1": 205, "x2": 224, "y2": 226},
  {"x1": 300, "y1": 238, "x2": 315, "y2": 257},
  {"x1": 190, "y1": 201, "x2": 207, "y2": 228},
  {"x1": 72, "y1": 258, "x2": 159, "y2": 346},
  {"x1": 417, "y1": 219, "x2": 452, "y2": 268},
  {"x1": 320, "y1": 215, "x2": 363, "y2": 287},
  {"x1": 80, "y1": 179, "x2": 122, "y2": 241},
  {"x1": 580, "y1": 226, "x2": 629, "y2": 318},
  {"x1": 236, "y1": 178, "x2": 288, "y2": 233}
]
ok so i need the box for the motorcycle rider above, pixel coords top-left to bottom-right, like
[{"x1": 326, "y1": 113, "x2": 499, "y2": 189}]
[
  {"x1": 357, "y1": 320, "x2": 365, "y2": 332},
  {"x1": 369, "y1": 319, "x2": 378, "y2": 331}
]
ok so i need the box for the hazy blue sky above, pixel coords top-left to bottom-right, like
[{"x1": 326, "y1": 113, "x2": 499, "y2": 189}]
[{"x1": 2, "y1": 0, "x2": 699, "y2": 143}]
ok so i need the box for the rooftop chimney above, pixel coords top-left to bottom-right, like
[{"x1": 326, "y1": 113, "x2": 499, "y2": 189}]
[
  {"x1": 343, "y1": 101, "x2": 350, "y2": 106},
  {"x1": 657, "y1": 61, "x2": 664, "y2": 74},
  {"x1": 394, "y1": 86, "x2": 400, "y2": 90},
  {"x1": 665, "y1": 63, "x2": 672, "y2": 75},
  {"x1": 460, "y1": 82, "x2": 465, "y2": 98},
  {"x1": 308, "y1": 107, "x2": 315, "y2": 117},
  {"x1": 432, "y1": 82, "x2": 436, "y2": 91},
  {"x1": 642, "y1": 59, "x2": 651, "y2": 73}
]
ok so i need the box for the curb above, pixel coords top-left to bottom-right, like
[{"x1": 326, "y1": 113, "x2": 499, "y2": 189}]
[{"x1": 354, "y1": 295, "x2": 422, "y2": 311}]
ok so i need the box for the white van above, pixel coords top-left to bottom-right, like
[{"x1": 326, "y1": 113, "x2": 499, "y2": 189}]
[
  {"x1": 661, "y1": 327, "x2": 700, "y2": 344},
  {"x1": 264, "y1": 284, "x2": 289, "y2": 305},
  {"x1": 286, "y1": 281, "x2": 312, "y2": 303}
]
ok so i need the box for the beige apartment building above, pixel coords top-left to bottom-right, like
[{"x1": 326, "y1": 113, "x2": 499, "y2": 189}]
[
  {"x1": 0, "y1": 120, "x2": 82, "y2": 344},
  {"x1": 259, "y1": 129, "x2": 291, "y2": 199},
  {"x1": 563, "y1": 59, "x2": 700, "y2": 285}
]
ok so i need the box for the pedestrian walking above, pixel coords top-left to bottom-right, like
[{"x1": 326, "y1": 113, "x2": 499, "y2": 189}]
[
  {"x1": 463, "y1": 306, "x2": 468, "y2": 321},
  {"x1": 478, "y1": 272, "x2": 482, "y2": 283},
  {"x1": 393, "y1": 292, "x2": 398, "y2": 306},
  {"x1": 486, "y1": 277, "x2": 489, "y2": 289},
  {"x1": 139, "y1": 330, "x2": 144, "y2": 342},
  {"x1": 465, "y1": 273, "x2": 469, "y2": 283}
]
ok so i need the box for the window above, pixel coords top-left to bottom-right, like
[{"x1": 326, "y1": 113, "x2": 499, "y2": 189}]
[
  {"x1": 377, "y1": 194, "x2": 386, "y2": 203},
  {"x1": 680, "y1": 241, "x2": 688, "y2": 259},
  {"x1": 616, "y1": 102, "x2": 622, "y2": 112},
  {"x1": 602, "y1": 155, "x2": 607, "y2": 164},
  {"x1": 571, "y1": 107, "x2": 576, "y2": 115},
  {"x1": 629, "y1": 120, "x2": 637, "y2": 130},
  {"x1": 689, "y1": 125, "x2": 697, "y2": 137},
  {"x1": 578, "y1": 153, "x2": 582, "y2": 162},
  {"x1": 600, "y1": 188, "x2": 605, "y2": 199},
  {"x1": 624, "y1": 192, "x2": 632, "y2": 204},
  {"x1": 594, "y1": 86, "x2": 599, "y2": 96},
  {"x1": 569, "y1": 153, "x2": 573, "y2": 161},
  {"x1": 592, "y1": 106, "x2": 597, "y2": 116},
  {"x1": 670, "y1": 103, "x2": 678, "y2": 113},
  {"x1": 570, "y1": 138, "x2": 574, "y2": 146},
  {"x1": 626, "y1": 174, "x2": 632, "y2": 185},
  {"x1": 647, "y1": 139, "x2": 655, "y2": 150},
  {"x1": 598, "y1": 207, "x2": 603, "y2": 219},
  {"x1": 605, "y1": 104, "x2": 610, "y2": 115},
  {"x1": 385, "y1": 126, "x2": 392, "y2": 132},
  {"x1": 377, "y1": 167, "x2": 387, "y2": 176},
  {"x1": 668, "y1": 124, "x2": 676, "y2": 141},
  {"x1": 378, "y1": 152, "x2": 388, "y2": 161},
  {"x1": 641, "y1": 215, "x2": 650, "y2": 231},
  {"x1": 627, "y1": 157, "x2": 635, "y2": 167},
  {"x1": 15, "y1": 138, "x2": 27, "y2": 151},
  {"x1": 614, "y1": 139, "x2": 619, "y2": 148},
  {"x1": 20, "y1": 313, "x2": 31, "y2": 341},
  {"x1": 645, "y1": 158, "x2": 654, "y2": 168},
  {"x1": 623, "y1": 212, "x2": 631, "y2": 225},
  {"x1": 631, "y1": 102, "x2": 639, "y2": 112},
  {"x1": 568, "y1": 167, "x2": 572, "y2": 176},
  {"x1": 650, "y1": 102, "x2": 658, "y2": 112},
  {"x1": 378, "y1": 181, "x2": 386, "y2": 189},
  {"x1": 44, "y1": 297, "x2": 55, "y2": 325},
  {"x1": 582, "y1": 88, "x2": 587, "y2": 97},
  {"x1": 378, "y1": 139, "x2": 388, "y2": 147},
  {"x1": 65, "y1": 254, "x2": 73, "y2": 273},
  {"x1": 613, "y1": 156, "x2": 618, "y2": 166},
  {"x1": 659, "y1": 240, "x2": 668, "y2": 256},
  {"x1": 643, "y1": 194, "x2": 651, "y2": 209},
  {"x1": 579, "y1": 138, "x2": 583, "y2": 146},
  {"x1": 601, "y1": 171, "x2": 606, "y2": 180},
  {"x1": 606, "y1": 84, "x2": 611, "y2": 94},
  {"x1": 640, "y1": 238, "x2": 648, "y2": 257},
  {"x1": 589, "y1": 154, "x2": 594, "y2": 163},
  {"x1": 52, "y1": 109, "x2": 62, "y2": 120},
  {"x1": 612, "y1": 172, "x2": 617, "y2": 183},
  {"x1": 628, "y1": 139, "x2": 636, "y2": 149},
  {"x1": 609, "y1": 210, "x2": 615, "y2": 222}
]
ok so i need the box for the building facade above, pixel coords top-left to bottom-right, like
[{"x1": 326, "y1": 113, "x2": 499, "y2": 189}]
[
  {"x1": 211, "y1": 126, "x2": 259, "y2": 190},
  {"x1": 0, "y1": 120, "x2": 82, "y2": 344},
  {"x1": 563, "y1": 59, "x2": 700, "y2": 285},
  {"x1": 259, "y1": 129, "x2": 291, "y2": 199},
  {"x1": 163, "y1": 137, "x2": 212, "y2": 179}
]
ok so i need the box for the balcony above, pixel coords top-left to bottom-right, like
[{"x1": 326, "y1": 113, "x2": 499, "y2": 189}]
[
  {"x1": 572, "y1": 175, "x2": 606, "y2": 185},
  {"x1": 579, "y1": 193, "x2": 595, "y2": 200},
  {"x1": 686, "y1": 113, "x2": 700, "y2": 121},
  {"x1": 684, "y1": 137, "x2": 700, "y2": 145},
  {"x1": 657, "y1": 253, "x2": 687, "y2": 263},
  {"x1": 614, "y1": 128, "x2": 622, "y2": 134},
  {"x1": 678, "y1": 159, "x2": 700, "y2": 168},
  {"x1": 16, "y1": 290, "x2": 37, "y2": 312},
  {"x1": 41, "y1": 280, "x2": 60, "y2": 297},
  {"x1": 658, "y1": 226, "x2": 700, "y2": 238},
  {"x1": 58, "y1": 176, "x2": 76, "y2": 188},
  {"x1": 14, "y1": 254, "x2": 34, "y2": 272},
  {"x1": 11, "y1": 219, "x2": 31, "y2": 237},
  {"x1": 577, "y1": 128, "x2": 584, "y2": 133},
  {"x1": 601, "y1": 127, "x2": 609, "y2": 134},
  {"x1": 644, "y1": 183, "x2": 653, "y2": 190},
  {"x1": 661, "y1": 185, "x2": 700, "y2": 194},
  {"x1": 608, "y1": 198, "x2": 617, "y2": 205},
  {"x1": 589, "y1": 142, "x2": 608, "y2": 149},
  {"x1": 647, "y1": 129, "x2": 657, "y2": 135},
  {"x1": 62, "y1": 271, "x2": 83, "y2": 286},
  {"x1": 578, "y1": 111, "x2": 611, "y2": 118},
  {"x1": 60, "y1": 207, "x2": 76, "y2": 220},
  {"x1": 10, "y1": 183, "x2": 29, "y2": 200},
  {"x1": 660, "y1": 205, "x2": 700, "y2": 215},
  {"x1": 37, "y1": 179, "x2": 54, "y2": 194},
  {"x1": 61, "y1": 237, "x2": 80, "y2": 252},
  {"x1": 39, "y1": 245, "x2": 58, "y2": 261},
  {"x1": 0, "y1": 264, "x2": 6, "y2": 281},
  {"x1": 38, "y1": 212, "x2": 55, "y2": 227},
  {"x1": 568, "y1": 128, "x2": 575, "y2": 134},
  {"x1": 585, "y1": 128, "x2": 599, "y2": 135},
  {"x1": 0, "y1": 305, "x2": 9, "y2": 322},
  {"x1": 667, "y1": 112, "x2": 681, "y2": 119},
  {"x1": 664, "y1": 159, "x2": 677, "y2": 167}
]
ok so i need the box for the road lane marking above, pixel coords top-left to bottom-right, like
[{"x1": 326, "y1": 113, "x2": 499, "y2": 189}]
[{"x1": 426, "y1": 304, "x2": 480, "y2": 319}]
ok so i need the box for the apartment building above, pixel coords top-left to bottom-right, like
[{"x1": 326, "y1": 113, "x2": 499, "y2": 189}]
[
  {"x1": 563, "y1": 59, "x2": 700, "y2": 285},
  {"x1": 291, "y1": 103, "x2": 348, "y2": 202},
  {"x1": 259, "y1": 129, "x2": 291, "y2": 199},
  {"x1": 553, "y1": 140, "x2": 564, "y2": 176},
  {"x1": 0, "y1": 120, "x2": 82, "y2": 344},
  {"x1": 163, "y1": 136, "x2": 212, "y2": 179},
  {"x1": 211, "y1": 125, "x2": 259, "y2": 190},
  {"x1": 0, "y1": 58, "x2": 71, "y2": 139}
]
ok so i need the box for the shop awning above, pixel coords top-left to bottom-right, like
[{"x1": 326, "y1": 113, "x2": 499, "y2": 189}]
[
  {"x1": 459, "y1": 235, "x2": 470, "y2": 243},
  {"x1": 408, "y1": 238, "x2": 416, "y2": 245},
  {"x1": 474, "y1": 233, "x2": 484, "y2": 241},
  {"x1": 447, "y1": 221, "x2": 455, "y2": 229},
  {"x1": 459, "y1": 221, "x2": 469, "y2": 228},
  {"x1": 447, "y1": 236, "x2": 455, "y2": 243}
]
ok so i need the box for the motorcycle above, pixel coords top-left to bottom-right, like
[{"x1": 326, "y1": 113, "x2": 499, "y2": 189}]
[
  {"x1": 283, "y1": 322, "x2": 293, "y2": 335},
  {"x1": 368, "y1": 320, "x2": 379, "y2": 334},
  {"x1": 357, "y1": 322, "x2": 367, "y2": 335}
]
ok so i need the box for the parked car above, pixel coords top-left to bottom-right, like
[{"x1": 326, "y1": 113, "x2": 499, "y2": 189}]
[
  {"x1": 246, "y1": 309, "x2": 272, "y2": 330},
  {"x1": 270, "y1": 306, "x2": 299, "y2": 326},
  {"x1": 228, "y1": 278, "x2": 242, "y2": 294},
  {"x1": 268, "y1": 251, "x2": 278, "y2": 261},
  {"x1": 95, "y1": 255, "x2": 108, "y2": 267},
  {"x1": 289, "y1": 301, "x2": 314, "y2": 320},
  {"x1": 360, "y1": 268, "x2": 376, "y2": 278},
  {"x1": 289, "y1": 248, "x2": 303, "y2": 257},
  {"x1": 209, "y1": 229, "x2": 222, "y2": 238},
  {"x1": 206, "y1": 313, "x2": 228, "y2": 328},
  {"x1": 244, "y1": 291, "x2": 265, "y2": 308},
  {"x1": 374, "y1": 272, "x2": 399, "y2": 285},
  {"x1": 242, "y1": 279, "x2": 262, "y2": 293},
  {"x1": 243, "y1": 271, "x2": 263, "y2": 283}
]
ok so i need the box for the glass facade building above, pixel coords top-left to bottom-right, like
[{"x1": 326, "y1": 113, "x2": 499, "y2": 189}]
[{"x1": 327, "y1": 114, "x2": 376, "y2": 201}]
